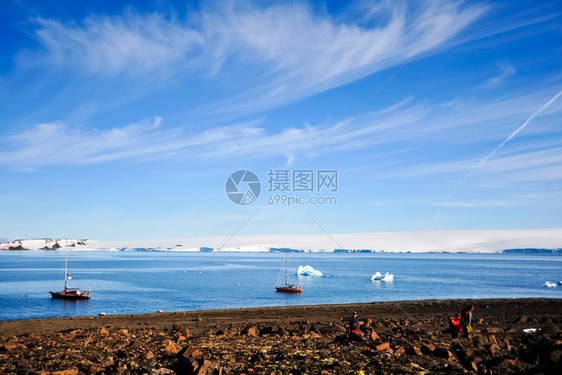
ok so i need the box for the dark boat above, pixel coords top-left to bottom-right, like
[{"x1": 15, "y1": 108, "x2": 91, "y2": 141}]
[
  {"x1": 49, "y1": 240, "x2": 91, "y2": 300},
  {"x1": 50, "y1": 287, "x2": 90, "y2": 300},
  {"x1": 275, "y1": 255, "x2": 302, "y2": 293}
]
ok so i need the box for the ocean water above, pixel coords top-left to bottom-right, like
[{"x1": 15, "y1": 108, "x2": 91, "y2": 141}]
[{"x1": 0, "y1": 251, "x2": 561, "y2": 321}]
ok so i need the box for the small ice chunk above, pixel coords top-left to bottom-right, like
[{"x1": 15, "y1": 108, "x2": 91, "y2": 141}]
[
  {"x1": 523, "y1": 328, "x2": 538, "y2": 333},
  {"x1": 372, "y1": 272, "x2": 394, "y2": 282},
  {"x1": 544, "y1": 281, "x2": 558, "y2": 288},
  {"x1": 296, "y1": 265, "x2": 323, "y2": 277},
  {"x1": 382, "y1": 272, "x2": 394, "y2": 282}
]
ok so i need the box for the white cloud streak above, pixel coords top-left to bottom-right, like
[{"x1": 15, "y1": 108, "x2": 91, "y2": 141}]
[
  {"x1": 20, "y1": 1, "x2": 487, "y2": 113},
  {"x1": 2, "y1": 86, "x2": 561, "y2": 171}
]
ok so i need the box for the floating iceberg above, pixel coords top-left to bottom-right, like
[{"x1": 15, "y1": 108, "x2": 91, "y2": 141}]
[
  {"x1": 296, "y1": 265, "x2": 323, "y2": 277},
  {"x1": 382, "y1": 273, "x2": 394, "y2": 282},
  {"x1": 559, "y1": 281, "x2": 562, "y2": 285},
  {"x1": 544, "y1": 281, "x2": 558, "y2": 288},
  {"x1": 372, "y1": 272, "x2": 394, "y2": 282}
]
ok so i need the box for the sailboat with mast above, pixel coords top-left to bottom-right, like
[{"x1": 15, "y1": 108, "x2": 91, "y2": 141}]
[
  {"x1": 275, "y1": 255, "x2": 302, "y2": 293},
  {"x1": 49, "y1": 240, "x2": 91, "y2": 300}
]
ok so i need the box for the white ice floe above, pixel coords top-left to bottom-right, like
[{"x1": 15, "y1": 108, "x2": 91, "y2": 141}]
[
  {"x1": 372, "y1": 272, "x2": 394, "y2": 282},
  {"x1": 382, "y1": 273, "x2": 394, "y2": 282},
  {"x1": 523, "y1": 328, "x2": 538, "y2": 333},
  {"x1": 559, "y1": 281, "x2": 562, "y2": 285},
  {"x1": 544, "y1": 281, "x2": 558, "y2": 288},
  {"x1": 296, "y1": 265, "x2": 323, "y2": 277}
]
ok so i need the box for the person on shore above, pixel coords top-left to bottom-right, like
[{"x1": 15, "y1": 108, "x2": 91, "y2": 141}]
[
  {"x1": 449, "y1": 313, "x2": 462, "y2": 338},
  {"x1": 341, "y1": 311, "x2": 360, "y2": 334},
  {"x1": 460, "y1": 304, "x2": 474, "y2": 338}
]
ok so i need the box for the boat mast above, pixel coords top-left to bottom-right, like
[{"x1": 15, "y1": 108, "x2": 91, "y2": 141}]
[
  {"x1": 64, "y1": 239, "x2": 68, "y2": 291},
  {"x1": 284, "y1": 255, "x2": 288, "y2": 286}
]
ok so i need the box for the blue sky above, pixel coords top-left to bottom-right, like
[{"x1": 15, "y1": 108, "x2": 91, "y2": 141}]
[{"x1": 0, "y1": 0, "x2": 561, "y2": 241}]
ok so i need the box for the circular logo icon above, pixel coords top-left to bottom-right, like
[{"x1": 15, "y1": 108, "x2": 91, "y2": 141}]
[{"x1": 225, "y1": 170, "x2": 261, "y2": 205}]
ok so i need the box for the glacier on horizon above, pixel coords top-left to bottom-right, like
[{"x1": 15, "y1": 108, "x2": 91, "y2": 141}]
[
  {"x1": 372, "y1": 272, "x2": 394, "y2": 282},
  {"x1": 296, "y1": 265, "x2": 323, "y2": 277}
]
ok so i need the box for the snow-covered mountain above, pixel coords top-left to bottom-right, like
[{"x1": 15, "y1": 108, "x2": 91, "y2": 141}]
[
  {"x1": 0, "y1": 238, "x2": 92, "y2": 250},
  {"x1": 2, "y1": 228, "x2": 561, "y2": 253}
]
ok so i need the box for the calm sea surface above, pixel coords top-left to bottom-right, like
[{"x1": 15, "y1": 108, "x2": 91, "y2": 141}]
[{"x1": 0, "y1": 251, "x2": 561, "y2": 321}]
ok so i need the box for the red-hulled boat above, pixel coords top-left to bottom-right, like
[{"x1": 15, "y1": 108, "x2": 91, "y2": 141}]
[
  {"x1": 275, "y1": 255, "x2": 302, "y2": 293},
  {"x1": 50, "y1": 287, "x2": 91, "y2": 300},
  {"x1": 49, "y1": 240, "x2": 91, "y2": 300}
]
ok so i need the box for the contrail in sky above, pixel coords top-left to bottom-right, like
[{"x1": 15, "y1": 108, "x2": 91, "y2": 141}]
[
  {"x1": 460, "y1": 90, "x2": 562, "y2": 185},
  {"x1": 433, "y1": 89, "x2": 562, "y2": 224}
]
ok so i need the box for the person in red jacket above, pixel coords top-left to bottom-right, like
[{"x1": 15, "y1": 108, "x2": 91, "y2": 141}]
[{"x1": 449, "y1": 314, "x2": 462, "y2": 338}]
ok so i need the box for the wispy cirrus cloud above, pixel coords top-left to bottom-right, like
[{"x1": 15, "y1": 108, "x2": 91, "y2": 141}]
[
  {"x1": 2, "y1": 84, "x2": 561, "y2": 170},
  {"x1": 18, "y1": 1, "x2": 487, "y2": 114},
  {"x1": 25, "y1": 12, "x2": 203, "y2": 75},
  {"x1": 480, "y1": 61, "x2": 516, "y2": 88}
]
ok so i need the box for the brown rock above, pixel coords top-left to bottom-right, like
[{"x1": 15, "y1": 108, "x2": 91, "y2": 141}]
[
  {"x1": 394, "y1": 346, "x2": 406, "y2": 356},
  {"x1": 473, "y1": 334, "x2": 497, "y2": 348},
  {"x1": 309, "y1": 332, "x2": 321, "y2": 339},
  {"x1": 179, "y1": 345, "x2": 203, "y2": 358},
  {"x1": 88, "y1": 366, "x2": 105, "y2": 374},
  {"x1": 488, "y1": 343, "x2": 500, "y2": 357},
  {"x1": 2, "y1": 343, "x2": 26, "y2": 351},
  {"x1": 485, "y1": 327, "x2": 501, "y2": 333},
  {"x1": 242, "y1": 326, "x2": 258, "y2": 337},
  {"x1": 421, "y1": 343, "x2": 436, "y2": 355},
  {"x1": 163, "y1": 340, "x2": 180, "y2": 355},
  {"x1": 117, "y1": 328, "x2": 129, "y2": 338},
  {"x1": 196, "y1": 359, "x2": 219, "y2": 375},
  {"x1": 101, "y1": 358, "x2": 115, "y2": 367},
  {"x1": 99, "y1": 327, "x2": 110, "y2": 335},
  {"x1": 369, "y1": 329, "x2": 379, "y2": 341},
  {"x1": 176, "y1": 334, "x2": 188, "y2": 343},
  {"x1": 349, "y1": 330, "x2": 366, "y2": 341},
  {"x1": 51, "y1": 370, "x2": 79, "y2": 375},
  {"x1": 519, "y1": 315, "x2": 529, "y2": 323},
  {"x1": 375, "y1": 342, "x2": 390, "y2": 351}
]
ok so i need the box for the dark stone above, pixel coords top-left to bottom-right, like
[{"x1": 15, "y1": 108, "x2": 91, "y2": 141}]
[{"x1": 421, "y1": 343, "x2": 436, "y2": 355}]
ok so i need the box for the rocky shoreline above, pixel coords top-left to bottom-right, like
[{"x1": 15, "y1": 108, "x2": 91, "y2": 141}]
[{"x1": 1, "y1": 298, "x2": 561, "y2": 374}]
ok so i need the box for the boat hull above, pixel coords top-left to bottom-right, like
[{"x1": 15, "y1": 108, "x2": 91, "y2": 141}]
[
  {"x1": 276, "y1": 286, "x2": 302, "y2": 293},
  {"x1": 50, "y1": 290, "x2": 90, "y2": 300}
]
